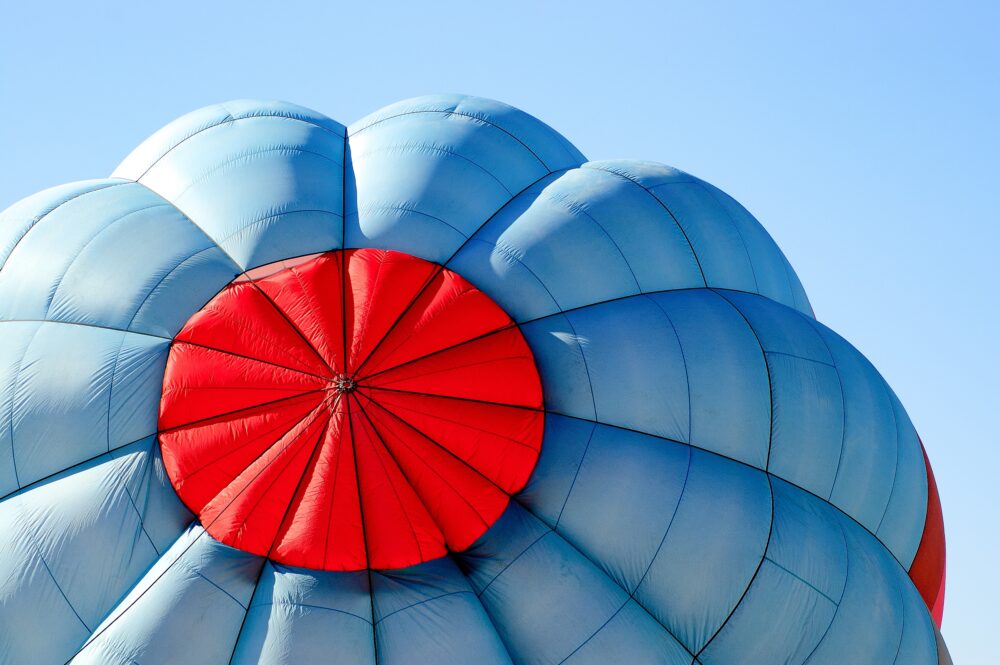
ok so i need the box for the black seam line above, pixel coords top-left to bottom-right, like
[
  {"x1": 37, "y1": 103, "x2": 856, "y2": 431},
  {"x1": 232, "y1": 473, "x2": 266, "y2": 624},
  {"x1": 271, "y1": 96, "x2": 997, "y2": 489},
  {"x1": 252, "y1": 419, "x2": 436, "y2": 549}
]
[
  {"x1": 553, "y1": 422, "x2": 597, "y2": 530},
  {"x1": 365, "y1": 384, "x2": 542, "y2": 415},
  {"x1": 42, "y1": 203, "x2": 176, "y2": 317},
  {"x1": 800, "y1": 519, "x2": 851, "y2": 665},
  {"x1": 64, "y1": 394, "x2": 324, "y2": 664},
  {"x1": 130, "y1": 112, "x2": 346, "y2": 183},
  {"x1": 693, "y1": 474, "x2": 775, "y2": 660},
  {"x1": 583, "y1": 164, "x2": 707, "y2": 286},
  {"x1": 318, "y1": 398, "x2": 348, "y2": 570},
  {"x1": 343, "y1": 397, "x2": 379, "y2": 665},
  {"x1": 629, "y1": 447, "x2": 694, "y2": 595},
  {"x1": 125, "y1": 180, "x2": 245, "y2": 272},
  {"x1": 158, "y1": 388, "x2": 326, "y2": 435},
  {"x1": 346, "y1": 251, "x2": 389, "y2": 374},
  {"x1": 0, "y1": 433, "x2": 157, "y2": 504},
  {"x1": 0, "y1": 181, "x2": 129, "y2": 273},
  {"x1": 173, "y1": 340, "x2": 332, "y2": 381},
  {"x1": 696, "y1": 181, "x2": 760, "y2": 293},
  {"x1": 445, "y1": 551, "x2": 519, "y2": 664},
  {"x1": 643, "y1": 294, "x2": 694, "y2": 444},
  {"x1": 11, "y1": 496, "x2": 92, "y2": 632},
  {"x1": 349, "y1": 394, "x2": 428, "y2": 561},
  {"x1": 873, "y1": 383, "x2": 903, "y2": 537},
  {"x1": 354, "y1": 393, "x2": 514, "y2": 500},
  {"x1": 188, "y1": 568, "x2": 247, "y2": 608},
  {"x1": 361, "y1": 387, "x2": 542, "y2": 451},
  {"x1": 556, "y1": 597, "x2": 631, "y2": 664},
  {"x1": 350, "y1": 143, "x2": 514, "y2": 196},
  {"x1": 349, "y1": 167, "x2": 571, "y2": 377},
  {"x1": 374, "y1": 589, "x2": 474, "y2": 626},
  {"x1": 242, "y1": 277, "x2": 336, "y2": 376},
  {"x1": 0, "y1": 318, "x2": 171, "y2": 340},
  {"x1": 170, "y1": 146, "x2": 346, "y2": 201},
  {"x1": 354, "y1": 393, "x2": 494, "y2": 531},
  {"x1": 250, "y1": 601, "x2": 371, "y2": 624},
  {"x1": 712, "y1": 289, "x2": 776, "y2": 470},
  {"x1": 763, "y1": 556, "x2": 839, "y2": 606},
  {"x1": 348, "y1": 108, "x2": 553, "y2": 171},
  {"x1": 888, "y1": 576, "x2": 908, "y2": 665}
]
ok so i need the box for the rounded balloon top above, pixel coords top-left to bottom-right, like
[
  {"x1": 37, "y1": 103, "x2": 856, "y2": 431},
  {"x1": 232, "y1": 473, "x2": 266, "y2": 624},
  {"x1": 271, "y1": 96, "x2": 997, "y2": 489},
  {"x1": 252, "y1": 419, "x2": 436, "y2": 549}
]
[{"x1": 0, "y1": 94, "x2": 947, "y2": 665}]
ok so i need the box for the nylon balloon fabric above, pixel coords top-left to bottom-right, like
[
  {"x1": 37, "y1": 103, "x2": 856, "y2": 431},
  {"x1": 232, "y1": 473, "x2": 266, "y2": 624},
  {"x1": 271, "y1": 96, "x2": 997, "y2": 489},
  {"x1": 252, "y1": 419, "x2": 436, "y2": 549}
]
[{"x1": 0, "y1": 96, "x2": 949, "y2": 665}]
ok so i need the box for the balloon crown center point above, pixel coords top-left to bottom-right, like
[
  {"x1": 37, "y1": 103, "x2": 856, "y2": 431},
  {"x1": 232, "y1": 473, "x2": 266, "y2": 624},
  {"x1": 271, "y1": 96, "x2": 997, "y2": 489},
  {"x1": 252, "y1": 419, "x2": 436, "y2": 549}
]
[{"x1": 331, "y1": 374, "x2": 357, "y2": 394}]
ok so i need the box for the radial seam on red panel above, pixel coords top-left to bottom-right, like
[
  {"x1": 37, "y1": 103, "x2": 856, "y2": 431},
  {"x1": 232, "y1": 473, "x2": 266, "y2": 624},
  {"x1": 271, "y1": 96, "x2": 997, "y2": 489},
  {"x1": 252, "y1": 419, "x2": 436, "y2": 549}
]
[
  {"x1": 349, "y1": 393, "x2": 427, "y2": 562},
  {"x1": 347, "y1": 252, "x2": 387, "y2": 372},
  {"x1": 354, "y1": 394, "x2": 494, "y2": 532},
  {"x1": 210, "y1": 402, "x2": 332, "y2": 544},
  {"x1": 358, "y1": 321, "x2": 518, "y2": 382},
  {"x1": 173, "y1": 340, "x2": 332, "y2": 381},
  {"x1": 267, "y1": 403, "x2": 337, "y2": 558},
  {"x1": 244, "y1": 278, "x2": 335, "y2": 375},
  {"x1": 364, "y1": 389, "x2": 540, "y2": 452},
  {"x1": 170, "y1": 395, "x2": 324, "y2": 486},
  {"x1": 357, "y1": 393, "x2": 513, "y2": 501},
  {"x1": 159, "y1": 389, "x2": 326, "y2": 434},
  {"x1": 366, "y1": 385, "x2": 543, "y2": 415}
]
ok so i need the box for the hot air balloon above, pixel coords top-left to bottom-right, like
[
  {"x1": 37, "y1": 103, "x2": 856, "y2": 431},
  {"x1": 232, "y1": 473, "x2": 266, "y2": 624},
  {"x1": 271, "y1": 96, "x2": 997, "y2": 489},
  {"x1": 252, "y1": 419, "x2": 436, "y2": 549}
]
[{"x1": 0, "y1": 95, "x2": 948, "y2": 664}]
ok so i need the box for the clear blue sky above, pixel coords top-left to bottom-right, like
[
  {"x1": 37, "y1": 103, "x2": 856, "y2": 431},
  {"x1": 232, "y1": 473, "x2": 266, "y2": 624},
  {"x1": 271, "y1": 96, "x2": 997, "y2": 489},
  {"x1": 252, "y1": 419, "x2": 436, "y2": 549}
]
[{"x1": 2, "y1": 1, "x2": 995, "y2": 660}]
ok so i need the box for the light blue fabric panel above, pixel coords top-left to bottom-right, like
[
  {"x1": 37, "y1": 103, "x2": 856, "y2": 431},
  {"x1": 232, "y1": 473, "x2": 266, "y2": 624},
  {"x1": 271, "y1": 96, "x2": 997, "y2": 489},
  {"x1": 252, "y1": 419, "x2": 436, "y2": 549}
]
[
  {"x1": 0, "y1": 438, "x2": 189, "y2": 665},
  {"x1": 449, "y1": 165, "x2": 702, "y2": 321},
  {"x1": 715, "y1": 289, "x2": 832, "y2": 364},
  {"x1": 113, "y1": 101, "x2": 346, "y2": 270},
  {"x1": 348, "y1": 94, "x2": 585, "y2": 174},
  {"x1": 373, "y1": 557, "x2": 511, "y2": 665},
  {"x1": 815, "y1": 324, "x2": 898, "y2": 533},
  {"x1": 765, "y1": 352, "x2": 844, "y2": 497},
  {"x1": 797, "y1": 513, "x2": 933, "y2": 664},
  {"x1": 516, "y1": 414, "x2": 596, "y2": 528},
  {"x1": 231, "y1": 563, "x2": 374, "y2": 665},
  {"x1": 519, "y1": 313, "x2": 598, "y2": 421},
  {"x1": 653, "y1": 290, "x2": 770, "y2": 467},
  {"x1": 580, "y1": 161, "x2": 812, "y2": 317},
  {"x1": 0, "y1": 322, "x2": 169, "y2": 489},
  {"x1": 633, "y1": 450, "x2": 772, "y2": 653},
  {"x1": 876, "y1": 389, "x2": 929, "y2": 569},
  {"x1": 555, "y1": 424, "x2": 690, "y2": 592},
  {"x1": 71, "y1": 526, "x2": 264, "y2": 665},
  {"x1": 523, "y1": 296, "x2": 689, "y2": 442},
  {"x1": 460, "y1": 503, "x2": 688, "y2": 665},
  {"x1": 345, "y1": 95, "x2": 585, "y2": 264},
  {"x1": 561, "y1": 599, "x2": 693, "y2": 665},
  {"x1": 0, "y1": 179, "x2": 125, "y2": 268},
  {"x1": 0, "y1": 181, "x2": 238, "y2": 337}
]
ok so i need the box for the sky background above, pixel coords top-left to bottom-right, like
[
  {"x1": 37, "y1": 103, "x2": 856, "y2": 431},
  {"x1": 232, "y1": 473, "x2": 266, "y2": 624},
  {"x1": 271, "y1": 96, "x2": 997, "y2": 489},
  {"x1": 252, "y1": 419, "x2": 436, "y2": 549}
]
[{"x1": 1, "y1": 1, "x2": 995, "y2": 661}]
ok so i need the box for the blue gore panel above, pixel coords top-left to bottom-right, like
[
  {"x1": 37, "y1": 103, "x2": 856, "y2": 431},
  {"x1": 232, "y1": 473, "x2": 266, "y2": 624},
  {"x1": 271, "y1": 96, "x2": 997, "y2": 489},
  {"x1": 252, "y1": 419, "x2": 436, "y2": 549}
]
[
  {"x1": 231, "y1": 563, "x2": 374, "y2": 665},
  {"x1": 71, "y1": 526, "x2": 264, "y2": 665},
  {"x1": 0, "y1": 321, "x2": 169, "y2": 489},
  {"x1": 373, "y1": 557, "x2": 511, "y2": 665},
  {"x1": 114, "y1": 101, "x2": 346, "y2": 270}
]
